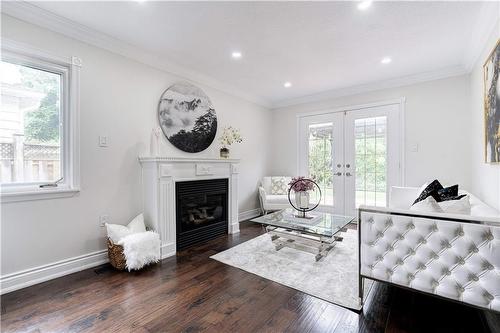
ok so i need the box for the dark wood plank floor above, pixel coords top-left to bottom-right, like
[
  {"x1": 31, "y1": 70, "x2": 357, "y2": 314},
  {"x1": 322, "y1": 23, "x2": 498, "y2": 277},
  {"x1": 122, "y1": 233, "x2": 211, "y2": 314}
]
[{"x1": 1, "y1": 222, "x2": 497, "y2": 333}]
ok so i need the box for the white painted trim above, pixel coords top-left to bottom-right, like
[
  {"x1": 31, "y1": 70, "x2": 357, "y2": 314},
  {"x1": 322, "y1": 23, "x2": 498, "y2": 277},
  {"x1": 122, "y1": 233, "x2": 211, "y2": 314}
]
[
  {"x1": 1, "y1": 187, "x2": 80, "y2": 203},
  {"x1": 296, "y1": 98, "x2": 406, "y2": 212},
  {"x1": 2, "y1": 38, "x2": 74, "y2": 65},
  {"x1": 1, "y1": 2, "x2": 485, "y2": 111},
  {"x1": 295, "y1": 98, "x2": 404, "y2": 119},
  {"x1": 272, "y1": 66, "x2": 468, "y2": 109},
  {"x1": 160, "y1": 243, "x2": 176, "y2": 260},
  {"x1": 1, "y1": 1, "x2": 271, "y2": 108},
  {"x1": 139, "y1": 156, "x2": 240, "y2": 164},
  {"x1": 399, "y1": 97, "x2": 407, "y2": 187},
  {"x1": 238, "y1": 208, "x2": 261, "y2": 222},
  {"x1": 0, "y1": 250, "x2": 108, "y2": 295},
  {"x1": 0, "y1": 207, "x2": 271, "y2": 294}
]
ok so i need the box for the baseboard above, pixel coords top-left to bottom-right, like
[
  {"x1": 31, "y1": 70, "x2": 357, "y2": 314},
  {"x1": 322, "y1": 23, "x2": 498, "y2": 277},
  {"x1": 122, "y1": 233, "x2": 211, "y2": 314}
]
[
  {"x1": 1, "y1": 208, "x2": 263, "y2": 295},
  {"x1": 0, "y1": 250, "x2": 108, "y2": 295},
  {"x1": 160, "y1": 242, "x2": 176, "y2": 259},
  {"x1": 239, "y1": 208, "x2": 261, "y2": 222}
]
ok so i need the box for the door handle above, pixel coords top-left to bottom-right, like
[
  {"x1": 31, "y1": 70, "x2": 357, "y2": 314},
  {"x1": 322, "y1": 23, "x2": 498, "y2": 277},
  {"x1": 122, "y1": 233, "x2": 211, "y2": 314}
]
[
  {"x1": 345, "y1": 172, "x2": 352, "y2": 177},
  {"x1": 334, "y1": 172, "x2": 343, "y2": 176}
]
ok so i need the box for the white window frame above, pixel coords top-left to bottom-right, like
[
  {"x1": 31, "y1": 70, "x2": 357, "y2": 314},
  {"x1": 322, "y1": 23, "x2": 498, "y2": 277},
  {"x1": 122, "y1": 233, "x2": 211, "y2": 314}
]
[{"x1": 1, "y1": 40, "x2": 80, "y2": 203}]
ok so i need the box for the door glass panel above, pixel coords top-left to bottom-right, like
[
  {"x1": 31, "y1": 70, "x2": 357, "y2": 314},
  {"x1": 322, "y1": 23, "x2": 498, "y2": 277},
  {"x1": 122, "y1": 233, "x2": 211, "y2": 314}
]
[
  {"x1": 308, "y1": 123, "x2": 334, "y2": 206},
  {"x1": 354, "y1": 116, "x2": 387, "y2": 207}
]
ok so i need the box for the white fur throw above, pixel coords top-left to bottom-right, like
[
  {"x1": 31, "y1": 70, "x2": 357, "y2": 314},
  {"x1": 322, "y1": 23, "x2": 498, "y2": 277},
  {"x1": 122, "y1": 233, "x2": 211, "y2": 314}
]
[{"x1": 117, "y1": 231, "x2": 160, "y2": 271}]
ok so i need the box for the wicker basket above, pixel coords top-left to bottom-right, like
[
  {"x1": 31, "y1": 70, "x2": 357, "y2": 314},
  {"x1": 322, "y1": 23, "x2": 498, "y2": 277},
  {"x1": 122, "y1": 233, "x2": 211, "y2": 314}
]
[{"x1": 107, "y1": 238, "x2": 126, "y2": 270}]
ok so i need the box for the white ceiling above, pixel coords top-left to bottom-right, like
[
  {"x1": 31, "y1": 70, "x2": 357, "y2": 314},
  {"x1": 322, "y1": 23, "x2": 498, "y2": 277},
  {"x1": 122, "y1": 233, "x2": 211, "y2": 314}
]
[{"x1": 6, "y1": 1, "x2": 497, "y2": 107}]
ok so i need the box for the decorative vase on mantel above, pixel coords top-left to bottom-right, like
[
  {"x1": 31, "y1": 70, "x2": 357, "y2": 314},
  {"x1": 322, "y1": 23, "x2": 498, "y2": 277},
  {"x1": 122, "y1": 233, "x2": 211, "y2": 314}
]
[
  {"x1": 220, "y1": 147, "x2": 230, "y2": 159},
  {"x1": 150, "y1": 127, "x2": 161, "y2": 157},
  {"x1": 218, "y1": 126, "x2": 242, "y2": 159}
]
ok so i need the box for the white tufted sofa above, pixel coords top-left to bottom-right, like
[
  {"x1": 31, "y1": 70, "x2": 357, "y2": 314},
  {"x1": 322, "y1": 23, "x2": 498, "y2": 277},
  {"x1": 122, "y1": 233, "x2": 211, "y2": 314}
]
[{"x1": 359, "y1": 187, "x2": 500, "y2": 312}]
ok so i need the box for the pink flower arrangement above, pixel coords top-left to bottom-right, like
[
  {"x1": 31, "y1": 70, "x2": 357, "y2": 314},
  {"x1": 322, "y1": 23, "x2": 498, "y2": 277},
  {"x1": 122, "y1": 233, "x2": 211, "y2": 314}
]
[{"x1": 288, "y1": 176, "x2": 315, "y2": 192}]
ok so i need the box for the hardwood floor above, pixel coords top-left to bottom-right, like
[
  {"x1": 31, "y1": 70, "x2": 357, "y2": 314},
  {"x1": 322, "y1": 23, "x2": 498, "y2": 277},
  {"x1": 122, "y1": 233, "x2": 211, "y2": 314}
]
[{"x1": 1, "y1": 222, "x2": 496, "y2": 333}]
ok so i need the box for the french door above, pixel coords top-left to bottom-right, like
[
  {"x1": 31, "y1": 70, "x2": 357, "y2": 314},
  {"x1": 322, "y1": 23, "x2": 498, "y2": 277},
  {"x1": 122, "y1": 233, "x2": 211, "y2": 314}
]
[{"x1": 298, "y1": 103, "x2": 401, "y2": 217}]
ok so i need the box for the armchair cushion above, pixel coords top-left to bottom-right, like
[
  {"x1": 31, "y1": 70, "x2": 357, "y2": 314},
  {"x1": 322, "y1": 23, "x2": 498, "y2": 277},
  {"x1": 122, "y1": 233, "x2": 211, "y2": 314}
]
[{"x1": 265, "y1": 194, "x2": 290, "y2": 205}]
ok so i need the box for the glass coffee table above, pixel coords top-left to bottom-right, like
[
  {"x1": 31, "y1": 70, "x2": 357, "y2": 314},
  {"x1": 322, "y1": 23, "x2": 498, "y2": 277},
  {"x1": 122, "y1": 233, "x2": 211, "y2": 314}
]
[{"x1": 251, "y1": 208, "x2": 355, "y2": 261}]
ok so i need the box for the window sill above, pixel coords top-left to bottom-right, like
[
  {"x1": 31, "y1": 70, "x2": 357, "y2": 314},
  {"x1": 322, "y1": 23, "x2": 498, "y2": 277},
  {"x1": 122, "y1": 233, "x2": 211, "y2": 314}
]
[{"x1": 1, "y1": 187, "x2": 80, "y2": 203}]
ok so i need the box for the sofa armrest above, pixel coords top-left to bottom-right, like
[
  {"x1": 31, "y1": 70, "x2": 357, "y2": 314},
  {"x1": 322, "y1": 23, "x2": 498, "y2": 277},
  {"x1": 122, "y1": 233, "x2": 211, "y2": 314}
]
[
  {"x1": 259, "y1": 186, "x2": 267, "y2": 198},
  {"x1": 258, "y1": 186, "x2": 267, "y2": 213}
]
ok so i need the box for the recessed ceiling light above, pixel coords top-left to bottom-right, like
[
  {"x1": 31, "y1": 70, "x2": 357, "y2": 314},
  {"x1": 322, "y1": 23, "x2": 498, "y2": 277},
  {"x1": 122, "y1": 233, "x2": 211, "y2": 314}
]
[
  {"x1": 381, "y1": 57, "x2": 392, "y2": 64},
  {"x1": 357, "y1": 0, "x2": 372, "y2": 10},
  {"x1": 231, "y1": 51, "x2": 242, "y2": 59},
  {"x1": 284, "y1": 82, "x2": 292, "y2": 88}
]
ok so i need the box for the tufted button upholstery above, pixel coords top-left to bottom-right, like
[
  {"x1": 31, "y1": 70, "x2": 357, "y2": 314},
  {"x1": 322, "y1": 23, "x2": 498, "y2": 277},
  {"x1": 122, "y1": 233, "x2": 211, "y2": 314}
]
[{"x1": 360, "y1": 211, "x2": 500, "y2": 311}]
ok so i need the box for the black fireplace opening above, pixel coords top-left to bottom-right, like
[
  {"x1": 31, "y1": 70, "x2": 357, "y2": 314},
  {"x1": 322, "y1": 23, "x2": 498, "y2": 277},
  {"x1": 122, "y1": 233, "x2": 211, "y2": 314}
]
[{"x1": 176, "y1": 178, "x2": 228, "y2": 250}]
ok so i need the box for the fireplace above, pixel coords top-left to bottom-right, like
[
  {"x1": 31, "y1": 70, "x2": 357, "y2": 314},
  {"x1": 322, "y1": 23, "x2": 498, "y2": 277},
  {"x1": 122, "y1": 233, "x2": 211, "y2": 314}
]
[{"x1": 175, "y1": 178, "x2": 228, "y2": 250}]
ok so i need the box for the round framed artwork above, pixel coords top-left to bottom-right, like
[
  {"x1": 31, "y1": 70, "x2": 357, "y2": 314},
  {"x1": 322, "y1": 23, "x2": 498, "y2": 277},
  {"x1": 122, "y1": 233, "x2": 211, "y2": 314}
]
[{"x1": 158, "y1": 82, "x2": 217, "y2": 153}]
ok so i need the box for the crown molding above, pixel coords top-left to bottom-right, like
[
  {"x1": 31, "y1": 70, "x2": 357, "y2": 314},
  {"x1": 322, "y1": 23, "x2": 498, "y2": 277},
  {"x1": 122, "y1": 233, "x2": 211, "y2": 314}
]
[
  {"x1": 3, "y1": 1, "x2": 490, "y2": 111},
  {"x1": 1, "y1": 1, "x2": 272, "y2": 108},
  {"x1": 270, "y1": 65, "x2": 469, "y2": 109},
  {"x1": 462, "y1": 1, "x2": 499, "y2": 72}
]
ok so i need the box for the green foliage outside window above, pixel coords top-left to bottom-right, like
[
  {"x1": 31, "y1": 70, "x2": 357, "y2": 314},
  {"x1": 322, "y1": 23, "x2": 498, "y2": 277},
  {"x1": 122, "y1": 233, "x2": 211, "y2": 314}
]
[{"x1": 20, "y1": 66, "x2": 60, "y2": 144}]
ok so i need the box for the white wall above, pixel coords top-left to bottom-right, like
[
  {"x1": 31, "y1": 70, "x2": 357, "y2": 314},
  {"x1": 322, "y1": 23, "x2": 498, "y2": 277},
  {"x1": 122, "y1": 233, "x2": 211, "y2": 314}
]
[
  {"x1": 0, "y1": 15, "x2": 271, "y2": 276},
  {"x1": 270, "y1": 75, "x2": 473, "y2": 190},
  {"x1": 470, "y1": 20, "x2": 500, "y2": 211}
]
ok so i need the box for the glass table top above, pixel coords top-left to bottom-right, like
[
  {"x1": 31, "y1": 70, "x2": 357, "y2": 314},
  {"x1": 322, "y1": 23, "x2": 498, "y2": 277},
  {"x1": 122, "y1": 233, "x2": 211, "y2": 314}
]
[{"x1": 251, "y1": 208, "x2": 355, "y2": 238}]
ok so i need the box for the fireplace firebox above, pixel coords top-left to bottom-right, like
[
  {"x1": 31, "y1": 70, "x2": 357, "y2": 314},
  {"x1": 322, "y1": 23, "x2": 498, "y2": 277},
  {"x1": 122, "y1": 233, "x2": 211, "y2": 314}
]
[{"x1": 175, "y1": 178, "x2": 228, "y2": 250}]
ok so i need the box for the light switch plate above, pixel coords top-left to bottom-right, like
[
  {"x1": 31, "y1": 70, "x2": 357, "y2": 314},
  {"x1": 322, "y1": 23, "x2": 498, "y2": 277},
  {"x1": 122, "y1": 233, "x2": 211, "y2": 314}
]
[{"x1": 99, "y1": 136, "x2": 108, "y2": 147}]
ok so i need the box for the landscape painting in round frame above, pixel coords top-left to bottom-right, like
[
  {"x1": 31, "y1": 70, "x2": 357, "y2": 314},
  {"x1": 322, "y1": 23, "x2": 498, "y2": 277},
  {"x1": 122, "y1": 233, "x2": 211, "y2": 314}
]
[
  {"x1": 484, "y1": 39, "x2": 500, "y2": 163},
  {"x1": 158, "y1": 82, "x2": 217, "y2": 153}
]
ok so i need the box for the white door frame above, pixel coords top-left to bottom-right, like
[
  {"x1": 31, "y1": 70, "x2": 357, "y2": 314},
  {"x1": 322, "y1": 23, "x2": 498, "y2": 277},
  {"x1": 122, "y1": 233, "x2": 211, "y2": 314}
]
[
  {"x1": 296, "y1": 97, "x2": 406, "y2": 214},
  {"x1": 296, "y1": 98, "x2": 406, "y2": 187},
  {"x1": 298, "y1": 112, "x2": 345, "y2": 213},
  {"x1": 344, "y1": 104, "x2": 402, "y2": 217}
]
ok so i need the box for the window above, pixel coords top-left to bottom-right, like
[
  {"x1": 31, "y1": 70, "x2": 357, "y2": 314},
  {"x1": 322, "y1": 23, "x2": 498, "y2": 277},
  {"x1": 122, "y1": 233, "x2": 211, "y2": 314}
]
[
  {"x1": 307, "y1": 123, "x2": 334, "y2": 206},
  {"x1": 355, "y1": 116, "x2": 387, "y2": 207},
  {"x1": 0, "y1": 43, "x2": 80, "y2": 202}
]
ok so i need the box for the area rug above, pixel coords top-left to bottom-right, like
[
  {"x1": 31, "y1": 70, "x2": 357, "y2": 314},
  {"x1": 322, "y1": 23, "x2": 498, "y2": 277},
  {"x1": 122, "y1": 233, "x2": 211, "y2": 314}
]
[{"x1": 210, "y1": 229, "x2": 372, "y2": 311}]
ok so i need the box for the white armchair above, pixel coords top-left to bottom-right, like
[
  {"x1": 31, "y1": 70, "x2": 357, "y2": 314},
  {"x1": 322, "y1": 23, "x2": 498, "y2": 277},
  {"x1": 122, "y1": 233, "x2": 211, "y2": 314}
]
[{"x1": 258, "y1": 176, "x2": 292, "y2": 214}]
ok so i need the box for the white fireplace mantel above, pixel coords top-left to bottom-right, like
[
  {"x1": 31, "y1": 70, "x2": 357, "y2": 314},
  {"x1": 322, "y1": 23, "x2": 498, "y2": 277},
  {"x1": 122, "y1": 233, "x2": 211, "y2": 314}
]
[{"x1": 139, "y1": 156, "x2": 240, "y2": 259}]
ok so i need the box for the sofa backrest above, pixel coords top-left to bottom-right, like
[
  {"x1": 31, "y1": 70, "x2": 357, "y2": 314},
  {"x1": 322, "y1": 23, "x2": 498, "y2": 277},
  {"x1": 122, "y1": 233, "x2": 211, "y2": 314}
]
[
  {"x1": 261, "y1": 176, "x2": 292, "y2": 193},
  {"x1": 389, "y1": 186, "x2": 499, "y2": 218}
]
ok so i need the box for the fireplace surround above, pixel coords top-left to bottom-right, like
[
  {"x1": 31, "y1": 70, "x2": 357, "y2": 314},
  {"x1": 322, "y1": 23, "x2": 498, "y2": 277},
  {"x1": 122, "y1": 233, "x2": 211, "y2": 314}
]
[{"x1": 139, "y1": 157, "x2": 240, "y2": 258}]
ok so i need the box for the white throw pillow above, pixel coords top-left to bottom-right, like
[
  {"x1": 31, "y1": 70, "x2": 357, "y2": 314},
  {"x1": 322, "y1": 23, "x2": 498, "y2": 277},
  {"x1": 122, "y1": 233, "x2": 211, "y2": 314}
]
[
  {"x1": 410, "y1": 196, "x2": 444, "y2": 213},
  {"x1": 389, "y1": 186, "x2": 421, "y2": 209},
  {"x1": 438, "y1": 195, "x2": 471, "y2": 215},
  {"x1": 106, "y1": 213, "x2": 147, "y2": 243},
  {"x1": 128, "y1": 214, "x2": 147, "y2": 233},
  {"x1": 271, "y1": 177, "x2": 289, "y2": 195}
]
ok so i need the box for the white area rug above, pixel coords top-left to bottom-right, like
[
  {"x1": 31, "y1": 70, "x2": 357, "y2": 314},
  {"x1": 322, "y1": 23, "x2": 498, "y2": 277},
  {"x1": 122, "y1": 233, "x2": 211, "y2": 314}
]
[{"x1": 210, "y1": 229, "x2": 372, "y2": 310}]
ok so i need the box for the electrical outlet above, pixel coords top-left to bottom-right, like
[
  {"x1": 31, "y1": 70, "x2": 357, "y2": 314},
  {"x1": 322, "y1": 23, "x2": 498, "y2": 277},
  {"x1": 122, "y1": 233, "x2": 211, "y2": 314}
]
[
  {"x1": 410, "y1": 143, "x2": 419, "y2": 152},
  {"x1": 99, "y1": 214, "x2": 109, "y2": 227}
]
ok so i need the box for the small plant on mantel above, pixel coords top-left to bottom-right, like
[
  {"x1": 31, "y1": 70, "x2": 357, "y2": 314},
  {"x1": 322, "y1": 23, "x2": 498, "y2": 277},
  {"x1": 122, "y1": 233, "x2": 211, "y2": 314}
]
[{"x1": 219, "y1": 126, "x2": 243, "y2": 158}]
